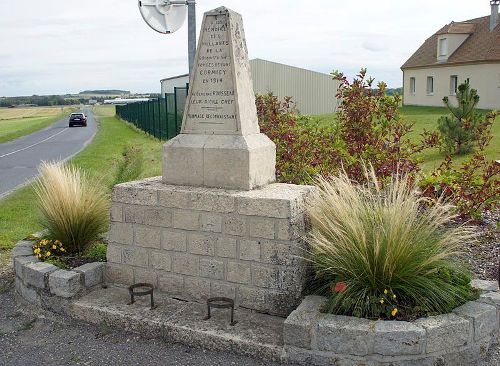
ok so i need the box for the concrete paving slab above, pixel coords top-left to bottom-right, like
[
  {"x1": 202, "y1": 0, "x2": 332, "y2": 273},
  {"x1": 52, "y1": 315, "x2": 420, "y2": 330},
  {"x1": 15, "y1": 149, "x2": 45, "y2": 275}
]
[{"x1": 71, "y1": 287, "x2": 284, "y2": 362}]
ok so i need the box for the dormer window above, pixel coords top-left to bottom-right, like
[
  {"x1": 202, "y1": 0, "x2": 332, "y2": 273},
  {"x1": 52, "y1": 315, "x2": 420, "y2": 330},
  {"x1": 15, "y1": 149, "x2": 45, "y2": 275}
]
[{"x1": 439, "y1": 38, "x2": 448, "y2": 56}]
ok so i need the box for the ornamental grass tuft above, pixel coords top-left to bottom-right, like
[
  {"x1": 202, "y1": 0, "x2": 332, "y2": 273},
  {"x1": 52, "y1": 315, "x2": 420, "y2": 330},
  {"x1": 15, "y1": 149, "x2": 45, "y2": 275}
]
[
  {"x1": 34, "y1": 162, "x2": 109, "y2": 255},
  {"x1": 305, "y1": 168, "x2": 478, "y2": 319}
]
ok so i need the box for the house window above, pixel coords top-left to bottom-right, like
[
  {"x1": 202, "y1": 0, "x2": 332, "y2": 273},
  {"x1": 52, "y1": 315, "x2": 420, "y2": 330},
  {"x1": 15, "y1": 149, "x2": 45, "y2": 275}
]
[
  {"x1": 410, "y1": 77, "x2": 416, "y2": 94},
  {"x1": 450, "y1": 75, "x2": 458, "y2": 95},
  {"x1": 439, "y1": 38, "x2": 448, "y2": 56},
  {"x1": 426, "y1": 76, "x2": 434, "y2": 95}
]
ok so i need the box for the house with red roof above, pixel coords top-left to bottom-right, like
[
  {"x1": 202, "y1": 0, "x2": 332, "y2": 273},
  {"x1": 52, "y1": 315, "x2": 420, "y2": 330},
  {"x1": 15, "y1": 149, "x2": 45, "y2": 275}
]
[{"x1": 401, "y1": 1, "x2": 500, "y2": 109}]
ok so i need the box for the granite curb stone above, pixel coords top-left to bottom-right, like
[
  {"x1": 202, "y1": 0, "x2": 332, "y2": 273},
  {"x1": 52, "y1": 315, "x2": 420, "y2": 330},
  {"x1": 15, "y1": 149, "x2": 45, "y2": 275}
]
[
  {"x1": 283, "y1": 282, "x2": 500, "y2": 365},
  {"x1": 12, "y1": 238, "x2": 106, "y2": 309}
]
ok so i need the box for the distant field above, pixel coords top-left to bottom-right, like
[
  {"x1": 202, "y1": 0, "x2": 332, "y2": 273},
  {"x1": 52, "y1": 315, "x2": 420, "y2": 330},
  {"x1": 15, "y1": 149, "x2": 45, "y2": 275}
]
[
  {"x1": 309, "y1": 105, "x2": 499, "y2": 172},
  {"x1": 93, "y1": 104, "x2": 116, "y2": 117},
  {"x1": 0, "y1": 106, "x2": 76, "y2": 143}
]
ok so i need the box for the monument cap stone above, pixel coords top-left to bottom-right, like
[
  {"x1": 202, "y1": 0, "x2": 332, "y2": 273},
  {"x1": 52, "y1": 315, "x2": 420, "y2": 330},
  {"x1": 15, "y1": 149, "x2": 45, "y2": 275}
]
[{"x1": 162, "y1": 6, "x2": 276, "y2": 190}]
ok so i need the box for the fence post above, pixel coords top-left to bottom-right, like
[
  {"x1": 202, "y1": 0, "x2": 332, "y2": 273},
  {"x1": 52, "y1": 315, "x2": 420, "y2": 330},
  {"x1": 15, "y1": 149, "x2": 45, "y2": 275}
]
[
  {"x1": 142, "y1": 102, "x2": 145, "y2": 131},
  {"x1": 157, "y1": 97, "x2": 161, "y2": 139},
  {"x1": 147, "y1": 101, "x2": 151, "y2": 135},
  {"x1": 174, "y1": 87, "x2": 178, "y2": 134},
  {"x1": 164, "y1": 94, "x2": 169, "y2": 139}
]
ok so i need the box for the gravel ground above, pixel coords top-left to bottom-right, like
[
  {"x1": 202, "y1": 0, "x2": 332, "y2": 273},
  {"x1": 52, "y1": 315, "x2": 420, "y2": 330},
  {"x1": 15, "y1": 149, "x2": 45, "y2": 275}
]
[{"x1": 458, "y1": 211, "x2": 499, "y2": 281}]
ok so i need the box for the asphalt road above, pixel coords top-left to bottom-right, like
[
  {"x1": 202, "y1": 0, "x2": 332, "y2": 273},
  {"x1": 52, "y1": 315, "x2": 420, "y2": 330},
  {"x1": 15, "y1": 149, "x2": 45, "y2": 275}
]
[{"x1": 0, "y1": 108, "x2": 97, "y2": 198}]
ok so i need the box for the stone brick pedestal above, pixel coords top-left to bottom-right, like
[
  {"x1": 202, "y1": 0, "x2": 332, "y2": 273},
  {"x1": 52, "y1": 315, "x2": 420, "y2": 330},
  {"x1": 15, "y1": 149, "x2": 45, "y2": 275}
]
[{"x1": 106, "y1": 177, "x2": 313, "y2": 317}]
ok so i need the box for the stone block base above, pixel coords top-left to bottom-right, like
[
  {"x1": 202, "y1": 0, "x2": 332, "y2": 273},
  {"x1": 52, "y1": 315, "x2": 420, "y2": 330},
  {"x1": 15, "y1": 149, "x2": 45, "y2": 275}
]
[
  {"x1": 108, "y1": 177, "x2": 314, "y2": 317},
  {"x1": 162, "y1": 133, "x2": 276, "y2": 190}
]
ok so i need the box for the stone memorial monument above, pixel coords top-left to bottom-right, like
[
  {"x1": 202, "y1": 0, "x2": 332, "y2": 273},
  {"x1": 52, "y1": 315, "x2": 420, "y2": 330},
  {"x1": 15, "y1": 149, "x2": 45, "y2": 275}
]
[
  {"x1": 163, "y1": 7, "x2": 276, "y2": 190},
  {"x1": 106, "y1": 6, "x2": 313, "y2": 317}
]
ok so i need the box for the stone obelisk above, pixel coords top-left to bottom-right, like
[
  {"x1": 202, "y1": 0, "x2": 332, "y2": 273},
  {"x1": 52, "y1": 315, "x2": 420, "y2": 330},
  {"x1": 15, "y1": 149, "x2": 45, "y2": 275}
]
[
  {"x1": 107, "y1": 6, "x2": 312, "y2": 317},
  {"x1": 162, "y1": 7, "x2": 276, "y2": 190}
]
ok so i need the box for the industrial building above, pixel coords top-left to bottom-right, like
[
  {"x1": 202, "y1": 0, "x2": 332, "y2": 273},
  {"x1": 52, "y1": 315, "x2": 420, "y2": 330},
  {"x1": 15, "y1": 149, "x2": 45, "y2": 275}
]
[{"x1": 160, "y1": 59, "x2": 340, "y2": 115}]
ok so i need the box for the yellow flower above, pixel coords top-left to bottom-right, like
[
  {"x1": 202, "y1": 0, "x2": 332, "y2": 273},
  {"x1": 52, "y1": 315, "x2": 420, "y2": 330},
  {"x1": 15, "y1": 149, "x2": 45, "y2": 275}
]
[
  {"x1": 380, "y1": 299, "x2": 384, "y2": 304},
  {"x1": 34, "y1": 248, "x2": 40, "y2": 254},
  {"x1": 46, "y1": 251, "x2": 51, "y2": 257},
  {"x1": 392, "y1": 294, "x2": 396, "y2": 299},
  {"x1": 391, "y1": 308, "x2": 398, "y2": 317},
  {"x1": 384, "y1": 289, "x2": 388, "y2": 295},
  {"x1": 55, "y1": 240, "x2": 61, "y2": 245},
  {"x1": 60, "y1": 248, "x2": 65, "y2": 252},
  {"x1": 52, "y1": 245, "x2": 57, "y2": 250}
]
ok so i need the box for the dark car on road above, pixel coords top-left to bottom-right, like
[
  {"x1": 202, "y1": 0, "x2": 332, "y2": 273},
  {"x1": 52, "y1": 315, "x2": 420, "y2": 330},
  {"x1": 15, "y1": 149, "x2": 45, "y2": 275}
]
[{"x1": 69, "y1": 113, "x2": 87, "y2": 127}]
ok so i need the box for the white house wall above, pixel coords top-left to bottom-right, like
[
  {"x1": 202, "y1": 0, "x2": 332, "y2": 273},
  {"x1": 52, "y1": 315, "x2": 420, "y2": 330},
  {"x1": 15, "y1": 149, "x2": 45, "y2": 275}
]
[{"x1": 403, "y1": 63, "x2": 500, "y2": 109}]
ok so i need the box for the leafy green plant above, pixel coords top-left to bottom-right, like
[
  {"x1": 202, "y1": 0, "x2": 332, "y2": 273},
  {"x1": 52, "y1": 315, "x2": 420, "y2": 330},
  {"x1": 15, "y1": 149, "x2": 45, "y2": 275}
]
[
  {"x1": 437, "y1": 80, "x2": 488, "y2": 155},
  {"x1": 332, "y1": 69, "x2": 438, "y2": 183},
  {"x1": 420, "y1": 153, "x2": 499, "y2": 221},
  {"x1": 305, "y1": 168, "x2": 477, "y2": 319},
  {"x1": 84, "y1": 242, "x2": 107, "y2": 262},
  {"x1": 112, "y1": 144, "x2": 144, "y2": 186},
  {"x1": 45, "y1": 257, "x2": 70, "y2": 270},
  {"x1": 257, "y1": 93, "x2": 343, "y2": 184},
  {"x1": 34, "y1": 162, "x2": 109, "y2": 255},
  {"x1": 257, "y1": 69, "x2": 439, "y2": 186}
]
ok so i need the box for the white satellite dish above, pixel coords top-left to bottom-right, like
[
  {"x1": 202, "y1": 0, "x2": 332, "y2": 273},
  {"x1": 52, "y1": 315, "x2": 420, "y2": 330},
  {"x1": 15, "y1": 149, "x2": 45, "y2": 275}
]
[{"x1": 138, "y1": 0, "x2": 188, "y2": 34}]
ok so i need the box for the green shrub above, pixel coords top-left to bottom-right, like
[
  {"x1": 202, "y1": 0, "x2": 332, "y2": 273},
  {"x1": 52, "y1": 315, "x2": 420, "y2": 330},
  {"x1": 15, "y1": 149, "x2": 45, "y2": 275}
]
[
  {"x1": 257, "y1": 93, "x2": 342, "y2": 184},
  {"x1": 420, "y1": 152, "x2": 500, "y2": 221},
  {"x1": 257, "y1": 69, "x2": 439, "y2": 186},
  {"x1": 84, "y1": 242, "x2": 107, "y2": 262},
  {"x1": 112, "y1": 144, "x2": 144, "y2": 186},
  {"x1": 34, "y1": 162, "x2": 109, "y2": 255},
  {"x1": 305, "y1": 168, "x2": 477, "y2": 319},
  {"x1": 437, "y1": 80, "x2": 488, "y2": 155}
]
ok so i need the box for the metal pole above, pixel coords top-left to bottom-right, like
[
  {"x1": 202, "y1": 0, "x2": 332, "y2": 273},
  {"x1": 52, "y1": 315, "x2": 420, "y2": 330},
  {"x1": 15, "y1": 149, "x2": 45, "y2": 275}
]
[{"x1": 187, "y1": 0, "x2": 196, "y2": 75}]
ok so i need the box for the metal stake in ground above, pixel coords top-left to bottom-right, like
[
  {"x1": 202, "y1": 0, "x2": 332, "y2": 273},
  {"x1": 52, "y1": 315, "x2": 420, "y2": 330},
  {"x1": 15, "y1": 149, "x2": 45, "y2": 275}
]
[
  {"x1": 128, "y1": 283, "x2": 156, "y2": 310},
  {"x1": 204, "y1": 297, "x2": 238, "y2": 326}
]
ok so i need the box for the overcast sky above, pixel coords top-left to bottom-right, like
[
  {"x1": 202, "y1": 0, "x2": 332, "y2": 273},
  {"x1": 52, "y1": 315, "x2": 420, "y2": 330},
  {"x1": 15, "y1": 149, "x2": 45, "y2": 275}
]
[{"x1": 0, "y1": 0, "x2": 492, "y2": 96}]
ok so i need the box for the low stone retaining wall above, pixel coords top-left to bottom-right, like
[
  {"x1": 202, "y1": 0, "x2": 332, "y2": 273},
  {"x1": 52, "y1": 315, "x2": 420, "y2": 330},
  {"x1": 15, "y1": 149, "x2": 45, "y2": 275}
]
[
  {"x1": 12, "y1": 236, "x2": 500, "y2": 365},
  {"x1": 12, "y1": 238, "x2": 105, "y2": 313},
  {"x1": 283, "y1": 281, "x2": 500, "y2": 365}
]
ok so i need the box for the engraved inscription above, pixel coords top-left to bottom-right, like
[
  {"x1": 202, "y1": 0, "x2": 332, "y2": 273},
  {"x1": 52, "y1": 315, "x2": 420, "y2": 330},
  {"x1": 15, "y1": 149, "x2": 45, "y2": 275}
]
[{"x1": 184, "y1": 14, "x2": 237, "y2": 132}]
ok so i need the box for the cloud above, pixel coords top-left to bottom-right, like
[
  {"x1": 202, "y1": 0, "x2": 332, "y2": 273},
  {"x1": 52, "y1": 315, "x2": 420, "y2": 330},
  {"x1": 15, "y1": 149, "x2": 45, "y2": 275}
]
[
  {"x1": 0, "y1": 0, "x2": 492, "y2": 96},
  {"x1": 362, "y1": 40, "x2": 388, "y2": 52}
]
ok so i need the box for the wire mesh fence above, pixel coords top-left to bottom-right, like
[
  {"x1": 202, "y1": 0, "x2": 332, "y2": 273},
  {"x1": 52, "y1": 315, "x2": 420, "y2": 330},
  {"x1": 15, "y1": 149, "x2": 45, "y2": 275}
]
[{"x1": 115, "y1": 85, "x2": 188, "y2": 140}]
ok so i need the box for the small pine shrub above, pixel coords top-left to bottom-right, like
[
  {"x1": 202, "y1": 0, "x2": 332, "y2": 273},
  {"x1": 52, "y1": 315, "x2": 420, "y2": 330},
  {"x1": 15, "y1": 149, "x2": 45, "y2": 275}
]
[
  {"x1": 305, "y1": 168, "x2": 478, "y2": 319},
  {"x1": 34, "y1": 162, "x2": 109, "y2": 255},
  {"x1": 437, "y1": 80, "x2": 486, "y2": 155}
]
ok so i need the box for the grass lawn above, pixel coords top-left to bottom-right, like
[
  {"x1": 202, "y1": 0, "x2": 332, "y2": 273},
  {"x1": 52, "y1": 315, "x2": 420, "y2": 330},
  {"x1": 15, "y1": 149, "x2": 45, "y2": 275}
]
[
  {"x1": 0, "y1": 105, "x2": 162, "y2": 255},
  {"x1": 0, "y1": 106, "x2": 77, "y2": 143},
  {"x1": 309, "y1": 105, "x2": 500, "y2": 172}
]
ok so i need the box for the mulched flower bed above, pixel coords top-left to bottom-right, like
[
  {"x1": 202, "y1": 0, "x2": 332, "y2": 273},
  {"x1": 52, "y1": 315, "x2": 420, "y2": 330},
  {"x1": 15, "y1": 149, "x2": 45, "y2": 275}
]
[
  {"x1": 54, "y1": 256, "x2": 100, "y2": 269},
  {"x1": 457, "y1": 210, "x2": 499, "y2": 281}
]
